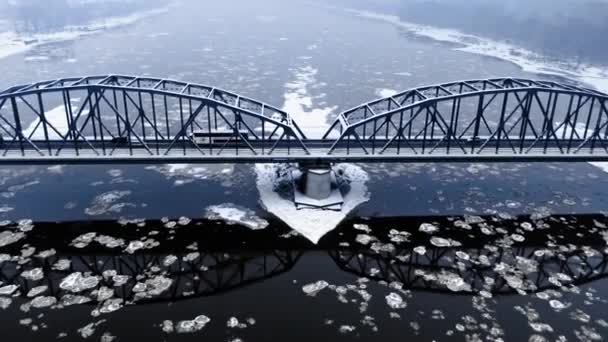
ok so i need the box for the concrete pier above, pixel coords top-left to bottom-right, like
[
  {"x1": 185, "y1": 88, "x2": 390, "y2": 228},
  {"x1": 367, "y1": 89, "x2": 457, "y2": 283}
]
[
  {"x1": 304, "y1": 167, "x2": 332, "y2": 200},
  {"x1": 293, "y1": 163, "x2": 344, "y2": 210}
]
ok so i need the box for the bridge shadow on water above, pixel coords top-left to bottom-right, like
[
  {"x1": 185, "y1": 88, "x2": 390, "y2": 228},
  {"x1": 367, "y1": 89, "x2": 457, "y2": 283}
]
[{"x1": 1, "y1": 213, "x2": 607, "y2": 303}]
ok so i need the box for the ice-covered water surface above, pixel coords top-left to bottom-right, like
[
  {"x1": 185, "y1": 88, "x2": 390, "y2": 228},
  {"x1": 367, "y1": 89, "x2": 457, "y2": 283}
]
[
  {"x1": 0, "y1": 4, "x2": 174, "y2": 60},
  {"x1": 350, "y1": 10, "x2": 608, "y2": 94},
  {"x1": 22, "y1": 104, "x2": 85, "y2": 140},
  {"x1": 0, "y1": 214, "x2": 607, "y2": 341},
  {"x1": 281, "y1": 65, "x2": 337, "y2": 139},
  {"x1": 204, "y1": 203, "x2": 269, "y2": 230}
]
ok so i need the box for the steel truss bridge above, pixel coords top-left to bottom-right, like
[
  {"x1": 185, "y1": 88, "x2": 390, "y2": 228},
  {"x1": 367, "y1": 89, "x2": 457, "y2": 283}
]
[{"x1": 0, "y1": 75, "x2": 607, "y2": 164}]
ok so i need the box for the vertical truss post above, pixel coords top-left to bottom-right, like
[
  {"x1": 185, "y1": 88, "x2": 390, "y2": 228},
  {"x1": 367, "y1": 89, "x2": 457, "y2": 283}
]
[
  {"x1": 207, "y1": 105, "x2": 213, "y2": 155},
  {"x1": 163, "y1": 94, "x2": 170, "y2": 139},
  {"x1": 496, "y1": 92, "x2": 509, "y2": 154},
  {"x1": 583, "y1": 97, "x2": 595, "y2": 142},
  {"x1": 10, "y1": 97, "x2": 24, "y2": 156},
  {"x1": 397, "y1": 110, "x2": 404, "y2": 154},
  {"x1": 472, "y1": 94, "x2": 484, "y2": 154},
  {"x1": 122, "y1": 90, "x2": 133, "y2": 156},
  {"x1": 519, "y1": 92, "x2": 533, "y2": 153},
  {"x1": 88, "y1": 88, "x2": 98, "y2": 141},
  {"x1": 422, "y1": 105, "x2": 430, "y2": 154},
  {"x1": 179, "y1": 97, "x2": 186, "y2": 156},
  {"x1": 544, "y1": 92, "x2": 559, "y2": 153},
  {"x1": 151, "y1": 93, "x2": 159, "y2": 154},
  {"x1": 94, "y1": 90, "x2": 106, "y2": 156},
  {"x1": 112, "y1": 89, "x2": 121, "y2": 138},
  {"x1": 567, "y1": 95, "x2": 583, "y2": 153},
  {"x1": 36, "y1": 92, "x2": 51, "y2": 154},
  {"x1": 563, "y1": 95, "x2": 575, "y2": 140},
  {"x1": 137, "y1": 88, "x2": 146, "y2": 142}
]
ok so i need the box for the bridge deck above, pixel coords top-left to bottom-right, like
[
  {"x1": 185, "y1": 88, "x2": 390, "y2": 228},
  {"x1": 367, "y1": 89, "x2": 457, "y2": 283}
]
[{"x1": 1, "y1": 139, "x2": 607, "y2": 164}]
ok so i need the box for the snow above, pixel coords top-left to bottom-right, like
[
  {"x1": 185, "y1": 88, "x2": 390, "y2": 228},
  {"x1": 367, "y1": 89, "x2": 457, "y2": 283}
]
[
  {"x1": 59, "y1": 272, "x2": 99, "y2": 293},
  {"x1": 302, "y1": 280, "x2": 329, "y2": 296},
  {"x1": 0, "y1": 4, "x2": 173, "y2": 60},
  {"x1": 351, "y1": 10, "x2": 608, "y2": 94},
  {"x1": 145, "y1": 164, "x2": 234, "y2": 186},
  {"x1": 255, "y1": 163, "x2": 370, "y2": 244},
  {"x1": 281, "y1": 66, "x2": 338, "y2": 138},
  {"x1": 419, "y1": 223, "x2": 439, "y2": 234},
  {"x1": 375, "y1": 88, "x2": 399, "y2": 98},
  {"x1": 30, "y1": 296, "x2": 57, "y2": 308},
  {"x1": 355, "y1": 9, "x2": 608, "y2": 179},
  {"x1": 204, "y1": 204, "x2": 269, "y2": 230},
  {"x1": 0, "y1": 284, "x2": 18, "y2": 295},
  {"x1": 22, "y1": 105, "x2": 80, "y2": 139},
  {"x1": 385, "y1": 292, "x2": 406, "y2": 309},
  {"x1": 85, "y1": 190, "x2": 134, "y2": 216},
  {"x1": 0, "y1": 230, "x2": 25, "y2": 247}
]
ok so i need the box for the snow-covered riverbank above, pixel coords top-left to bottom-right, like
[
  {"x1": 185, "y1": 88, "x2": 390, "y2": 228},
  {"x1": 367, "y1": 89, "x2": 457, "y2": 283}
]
[
  {"x1": 350, "y1": 9, "x2": 608, "y2": 94},
  {"x1": 0, "y1": 4, "x2": 173, "y2": 60}
]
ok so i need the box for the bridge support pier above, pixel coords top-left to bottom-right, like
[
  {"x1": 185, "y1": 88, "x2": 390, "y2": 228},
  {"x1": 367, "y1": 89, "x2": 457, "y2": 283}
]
[{"x1": 293, "y1": 163, "x2": 344, "y2": 210}]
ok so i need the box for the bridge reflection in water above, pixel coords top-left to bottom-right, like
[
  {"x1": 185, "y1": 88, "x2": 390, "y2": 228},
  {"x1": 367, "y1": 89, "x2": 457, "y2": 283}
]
[
  {"x1": 0, "y1": 214, "x2": 607, "y2": 304},
  {"x1": 0, "y1": 76, "x2": 608, "y2": 163}
]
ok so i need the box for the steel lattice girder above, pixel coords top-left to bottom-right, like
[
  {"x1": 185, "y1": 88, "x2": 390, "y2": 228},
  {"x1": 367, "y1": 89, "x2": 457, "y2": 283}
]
[{"x1": 0, "y1": 76, "x2": 607, "y2": 164}]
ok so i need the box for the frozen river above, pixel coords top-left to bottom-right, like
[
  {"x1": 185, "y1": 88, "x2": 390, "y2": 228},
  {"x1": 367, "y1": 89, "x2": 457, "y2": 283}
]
[{"x1": 0, "y1": 0, "x2": 608, "y2": 341}]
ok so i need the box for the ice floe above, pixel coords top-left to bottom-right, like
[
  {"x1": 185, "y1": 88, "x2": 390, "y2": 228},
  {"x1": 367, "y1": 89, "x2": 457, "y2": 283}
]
[
  {"x1": 85, "y1": 190, "x2": 134, "y2": 216},
  {"x1": 0, "y1": 284, "x2": 18, "y2": 296},
  {"x1": 385, "y1": 292, "x2": 406, "y2": 309},
  {"x1": 302, "y1": 280, "x2": 329, "y2": 296},
  {"x1": 144, "y1": 164, "x2": 234, "y2": 187},
  {"x1": 162, "y1": 315, "x2": 211, "y2": 334},
  {"x1": 204, "y1": 204, "x2": 269, "y2": 230},
  {"x1": 30, "y1": 296, "x2": 57, "y2": 309},
  {"x1": 0, "y1": 230, "x2": 25, "y2": 247},
  {"x1": 375, "y1": 88, "x2": 398, "y2": 98},
  {"x1": 59, "y1": 272, "x2": 99, "y2": 293}
]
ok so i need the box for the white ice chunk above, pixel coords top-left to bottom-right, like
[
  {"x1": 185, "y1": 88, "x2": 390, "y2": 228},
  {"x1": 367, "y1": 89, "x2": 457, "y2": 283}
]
[
  {"x1": 302, "y1": 280, "x2": 329, "y2": 296},
  {"x1": 205, "y1": 204, "x2": 269, "y2": 230}
]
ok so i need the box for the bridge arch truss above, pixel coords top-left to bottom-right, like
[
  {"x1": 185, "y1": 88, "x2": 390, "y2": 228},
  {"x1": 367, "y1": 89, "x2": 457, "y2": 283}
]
[
  {"x1": 0, "y1": 76, "x2": 607, "y2": 163},
  {"x1": 0, "y1": 75, "x2": 309, "y2": 163},
  {"x1": 323, "y1": 78, "x2": 608, "y2": 162}
]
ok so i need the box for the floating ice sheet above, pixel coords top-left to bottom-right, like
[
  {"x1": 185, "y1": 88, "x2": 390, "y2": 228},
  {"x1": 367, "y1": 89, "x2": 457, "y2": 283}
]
[{"x1": 204, "y1": 203, "x2": 269, "y2": 230}]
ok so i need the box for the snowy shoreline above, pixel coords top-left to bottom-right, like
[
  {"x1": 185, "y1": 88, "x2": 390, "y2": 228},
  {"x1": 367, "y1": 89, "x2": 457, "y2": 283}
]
[
  {"x1": 349, "y1": 9, "x2": 608, "y2": 94},
  {"x1": 0, "y1": 4, "x2": 174, "y2": 61}
]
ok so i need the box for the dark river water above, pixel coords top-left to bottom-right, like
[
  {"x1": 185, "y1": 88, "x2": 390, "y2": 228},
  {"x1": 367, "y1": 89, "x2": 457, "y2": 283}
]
[{"x1": 0, "y1": 0, "x2": 607, "y2": 341}]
